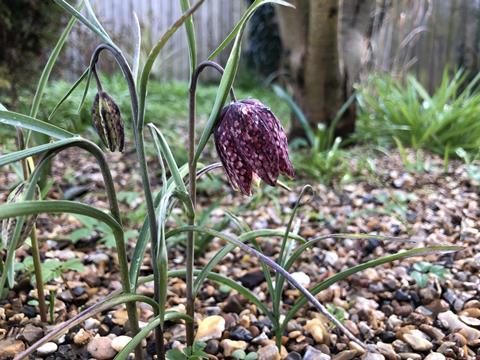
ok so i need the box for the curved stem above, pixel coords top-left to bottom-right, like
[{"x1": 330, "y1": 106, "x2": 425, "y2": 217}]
[
  {"x1": 186, "y1": 60, "x2": 235, "y2": 346},
  {"x1": 90, "y1": 43, "x2": 159, "y2": 359}
]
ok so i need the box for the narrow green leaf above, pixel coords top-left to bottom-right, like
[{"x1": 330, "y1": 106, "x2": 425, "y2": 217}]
[
  {"x1": 129, "y1": 164, "x2": 189, "y2": 290},
  {"x1": 0, "y1": 111, "x2": 74, "y2": 139},
  {"x1": 179, "y1": 0, "x2": 197, "y2": 77},
  {"x1": 0, "y1": 201, "x2": 122, "y2": 234},
  {"x1": 30, "y1": 3, "x2": 81, "y2": 119},
  {"x1": 147, "y1": 124, "x2": 187, "y2": 192},
  {"x1": 138, "y1": 0, "x2": 205, "y2": 129},
  {"x1": 114, "y1": 311, "x2": 192, "y2": 360},
  {"x1": 132, "y1": 12, "x2": 142, "y2": 83},
  {"x1": 49, "y1": 68, "x2": 89, "y2": 121},
  {"x1": 272, "y1": 85, "x2": 315, "y2": 146},
  {"x1": 195, "y1": 0, "x2": 293, "y2": 162},
  {"x1": 208, "y1": 0, "x2": 294, "y2": 60},
  {"x1": 281, "y1": 245, "x2": 462, "y2": 329},
  {"x1": 52, "y1": 0, "x2": 113, "y2": 46}
]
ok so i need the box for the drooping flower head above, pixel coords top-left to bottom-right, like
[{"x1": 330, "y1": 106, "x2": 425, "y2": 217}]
[
  {"x1": 92, "y1": 91, "x2": 125, "y2": 152},
  {"x1": 214, "y1": 99, "x2": 294, "y2": 195}
]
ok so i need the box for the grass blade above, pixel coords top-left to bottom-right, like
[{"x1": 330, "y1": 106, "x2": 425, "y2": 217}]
[
  {"x1": 281, "y1": 245, "x2": 462, "y2": 329},
  {"x1": 0, "y1": 110, "x2": 74, "y2": 139}
]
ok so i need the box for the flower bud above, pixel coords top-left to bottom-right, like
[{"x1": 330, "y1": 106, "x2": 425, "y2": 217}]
[
  {"x1": 92, "y1": 91, "x2": 125, "y2": 152},
  {"x1": 214, "y1": 99, "x2": 294, "y2": 195},
  {"x1": 1, "y1": 182, "x2": 39, "y2": 249}
]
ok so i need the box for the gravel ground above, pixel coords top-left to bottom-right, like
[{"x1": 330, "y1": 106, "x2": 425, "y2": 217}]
[{"x1": 0, "y1": 148, "x2": 479, "y2": 360}]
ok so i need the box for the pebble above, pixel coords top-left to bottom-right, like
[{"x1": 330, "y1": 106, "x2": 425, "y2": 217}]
[
  {"x1": 257, "y1": 344, "x2": 280, "y2": 360},
  {"x1": 438, "y1": 310, "x2": 480, "y2": 345},
  {"x1": 84, "y1": 318, "x2": 101, "y2": 330},
  {"x1": 303, "y1": 346, "x2": 331, "y2": 360},
  {"x1": 195, "y1": 315, "x2": 225, "y2": 342},
  {"x1": 402, "y1": 329, "x2": 433, "y2": 351},
  {"x1": 375, "y1": 342, "x2": 396, "y2": 360},
  {"x1": 290, "y1": 272, "x2": 311, "y2": 287},
  {"x1": 230, "y1": 326, "x2": 253, "y2": 341},
  {"x1": 73, "y1": 328, "x2": 92, "y2": 345},
  {"x1": 205, "y1": 339, "x2": 219, "y2": 354},
  {"x1": 285, "y1": 352, "x2": 302, "y2": 360},
  {"x1": 324, "y1": 251, "x2": 339, "y2": 267},
  {"x1": 399, "y1": 353, "x2": 422, "y2": 360},
  {"x1": 332, "y1": 350, "x2": 357, "y2": 360},
  {"x1": 362, "y1": 353, "x2": 385, "y2": 360},
  {"x1": 87, "y1": 337, "x2": 116, "y2": 359},
  {"x1": 348, "y1": 341, "x2": 365, "y2": 355},
  {"x1": 19, "y1": 323, "x2": 44, "y2": 344},
  {"x1": 37, "y1": 342, "x2": 58, "y2": 356},
  {"x1": 304, "y1": 318, "x2": 329, "y2": 344},
  {"x1": 220, "y1": 339, "x2": 247, "y2": 357},
  {"x1": 424, "y1": 353, "x2": 446, "y2": 360},
  {"x1": 0, "y1": 339, "x2": 25, "y2": 358},
  {"x1": 111, "y1": 335, "x2": 132, "y2": 352},
  {"x1": 238, "y1": 270, "x2": 265, "y2": 289}
]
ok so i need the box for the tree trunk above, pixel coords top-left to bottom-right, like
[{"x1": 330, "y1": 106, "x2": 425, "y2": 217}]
[{"x1": 276, "y1": 0, "x2": 375, "y2": 139}]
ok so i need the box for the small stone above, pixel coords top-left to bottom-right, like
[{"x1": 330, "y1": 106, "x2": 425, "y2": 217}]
[
  {"x1": 230, "y1": 326, "x2": 253, "y2": 341},
  {"x1": 303, "y1": 346, "x2": 330, "y2": 360},
  {"x1": 304, "y1": 318, "x2": 329, "y2": 344},
  {"x1": 348, "y1": 341, "x2": 365, "y2": 355},
  {"x1": 252, "y1": 332, "x2": 269, "y2": 344},
  {"x1": 0, "y1": 339, "x2": 25, "y2": 358},
  {"x1": 398, "y1": 353, "x2": 421, "y2": 360},
  {"x1": 223, "y1": 295, "x2": 245, "y2": 314},
  {"x1": 290, "y1": 272, "x2": 311, "y2": 288},
  {"x1": 221, "y1": 339, "x2": 247, "y2": 357},
  {"x1": 402, "y1": 329, "x2": 433, "y2": 351},
  {"x1": 111, "y1": 335, "x2": 132, "y2": 352},
  {"x1": 375, "y1": 342, "x2": 396, "y2": 360},
  {"x1": 84, "y1": 318, "x2": 101, "y2": 330},
  {"x1": 324, "y1": 251, "x2": 339, "y2": 267},
  {"x1": 195, "y1": 315, "x2": 225, "y2": 342},
  {"x1": 73, "y1": 328, "x2": 92, "y2": 346},
  {"x1": 438, "y1": 311, "x2": 480, "y2": 345},
  {"x1": 19, "y1": 324, "x2": 44, "y2": 344},
  {"x1": 425, "y1": 353, "x2": 446, "y2": 360},
  {"x1": 285, "y1": 352, "x2": 302, "y2": 360},
  {"x1": 37, "y1": 342, "x2": 58, "y2": 356},
  {"x1": 87, "y1": 337, "x2": 116, "y2": 359},
  {"x1": 205, "y1": 339, "x2": 219, "y2": 354},
  {"x1": 238, "y1": 270, "x2": 265, "y2": 289},
  {"x1": 332, "y1": 350, "x2": 357, "y2": 360},
  {"x1": 257, "y1": 344, "x2": 280, "y2": 360},
  {"x1": 362, "y1": 353, "x2": 385, "y2": 360}
]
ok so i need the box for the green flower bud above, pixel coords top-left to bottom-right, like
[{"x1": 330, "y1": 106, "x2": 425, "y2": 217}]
[
  {"x1": 92, "y1": 91, "x2": 125, "y2": 152},
  {"x1": 1, "y1": 182, "x2": 40, "y2": 249}
]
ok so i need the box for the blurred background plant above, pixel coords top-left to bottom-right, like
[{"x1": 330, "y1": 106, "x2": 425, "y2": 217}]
[
  {"x1": 355, "y1": 70, "x2": 480, "y2": 159},
  {"x1": 0, "y1": 0, "x2": 62, "y2": 107}
]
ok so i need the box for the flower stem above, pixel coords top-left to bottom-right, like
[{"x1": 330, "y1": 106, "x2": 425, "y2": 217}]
[
  {"x1": 30, "y1": 226, "x2": 47, "y2": 322},
  {"x1": 187, "y1": 60, "x2": 235, "y2": 346},
  {"x1": 91, "y1": 44, "x2": 160, "y2": 360}
]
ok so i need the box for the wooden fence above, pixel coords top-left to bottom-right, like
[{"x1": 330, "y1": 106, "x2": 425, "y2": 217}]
[
  {"x1": 63, "y1": 0, "x2": 246, "y2": 81},
  {"x1": 370, "y1": 0, "x2": 480, "y2": 91}
]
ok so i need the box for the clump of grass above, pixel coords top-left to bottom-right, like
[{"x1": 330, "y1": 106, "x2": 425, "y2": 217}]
[{"x1": 356, "y1": 69, "x2": 480, "y2": 158}]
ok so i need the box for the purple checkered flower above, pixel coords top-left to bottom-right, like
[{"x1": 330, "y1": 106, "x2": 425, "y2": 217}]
[{"x1": 214, "y1": 99, "x2": 294, "y2": 195}]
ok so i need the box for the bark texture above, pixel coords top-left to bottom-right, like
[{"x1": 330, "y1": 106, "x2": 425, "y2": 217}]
[{"x1": 276, "y1": 0, "x2": 375, "y2": 138}]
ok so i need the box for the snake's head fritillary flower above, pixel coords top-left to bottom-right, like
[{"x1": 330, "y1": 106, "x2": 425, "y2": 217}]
[
  {"x1": 2, "y1": 182, "x2": 39, "y2": 249},
  {"x1": 214, "y1": 99, "x2": 294, "y2": 195},
  {"x1": 92, "y1": 91, "x2": 125, "y2": 152}
]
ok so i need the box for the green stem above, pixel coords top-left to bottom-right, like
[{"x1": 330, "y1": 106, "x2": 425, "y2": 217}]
[
  {"x1": 187, "y1": 60, "x2": 235, "y2": 346},
  {"x1": 90, "y1": 44, "x2": 158, "y2": 360},
  {"x1": 30, "y1": 226, "x2": 47, "y2": 322}
]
